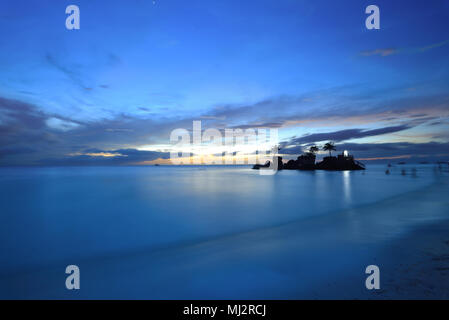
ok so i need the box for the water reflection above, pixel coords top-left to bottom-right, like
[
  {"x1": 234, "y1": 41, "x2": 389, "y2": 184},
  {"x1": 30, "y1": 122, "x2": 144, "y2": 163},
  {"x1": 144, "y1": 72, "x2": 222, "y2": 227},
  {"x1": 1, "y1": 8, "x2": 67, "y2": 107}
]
[{"x1": 343, "y1": 170, "x2": 352, "y2": 204}]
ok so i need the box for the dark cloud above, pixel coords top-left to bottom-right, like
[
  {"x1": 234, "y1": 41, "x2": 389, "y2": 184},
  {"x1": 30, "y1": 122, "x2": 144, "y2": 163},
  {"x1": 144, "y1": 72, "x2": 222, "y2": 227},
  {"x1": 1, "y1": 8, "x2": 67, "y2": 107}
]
[
  {"x1": 336, "y1": 141, "x2": 449, "y2": 162},
  {"x1": 410, "y1": 113, "x2": 428, "y2": 118},
  {"x1": 114, "y1": 148, "x2": 169, "y2": 162},
  {"x1": 282, "y1": 141, "x2": 449, "y2": 163},
  {"x1": 0, "y1": 147, "x2": 36, "y2": 157},
  {"x1": 0, "y1": 97, "x2": 52, "y2": 144},
  {"x1": 289, "y1": 125, "x2": 411, "y2": 144},
  {"x1": 280, "y1": 145, "x2": 306, "y2": 155},
  {"x1": 203, "y1": 88, "x2": 449, "y2": 131},
  {"x1": 0, "y1": 96, "x2": 174, "y2": 165},
  {"x1": 430, "y1": 121, "x2": 445, "y2": 126},
  {"x1": 230, "y1": 122, "x2": 284, "y2": 129}
]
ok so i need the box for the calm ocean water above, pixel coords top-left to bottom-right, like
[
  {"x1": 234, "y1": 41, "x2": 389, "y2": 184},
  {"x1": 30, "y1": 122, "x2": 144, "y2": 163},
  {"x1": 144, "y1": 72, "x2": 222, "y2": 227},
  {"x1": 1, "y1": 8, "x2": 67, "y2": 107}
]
[{"x1": 0, "y1": 164, "x2": 448, "y2": 298}]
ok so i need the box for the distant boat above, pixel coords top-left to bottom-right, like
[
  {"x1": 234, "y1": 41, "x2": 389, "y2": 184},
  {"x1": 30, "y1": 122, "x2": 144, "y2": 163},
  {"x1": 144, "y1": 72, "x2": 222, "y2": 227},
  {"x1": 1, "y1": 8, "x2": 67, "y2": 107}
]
[
  {"x1": 398, "y1": 162, "x2": 406, "y2": 165},
  {"x1": 154, "y1": 164, "x2": 160, "y2": 166}
]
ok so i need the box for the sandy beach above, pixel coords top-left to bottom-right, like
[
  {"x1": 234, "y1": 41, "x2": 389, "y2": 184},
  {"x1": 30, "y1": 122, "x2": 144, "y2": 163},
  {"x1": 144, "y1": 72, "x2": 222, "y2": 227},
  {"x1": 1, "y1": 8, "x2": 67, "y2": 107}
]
[{"x1": 369, "y1": 218, "x2": 449, "y2": 299}]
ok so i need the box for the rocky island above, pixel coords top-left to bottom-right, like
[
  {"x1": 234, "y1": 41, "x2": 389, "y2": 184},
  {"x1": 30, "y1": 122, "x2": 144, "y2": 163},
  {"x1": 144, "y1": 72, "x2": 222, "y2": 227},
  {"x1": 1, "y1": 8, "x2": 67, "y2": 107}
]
[{"x1": 252, "y1": 142, "x2": 365, "y2": 171}]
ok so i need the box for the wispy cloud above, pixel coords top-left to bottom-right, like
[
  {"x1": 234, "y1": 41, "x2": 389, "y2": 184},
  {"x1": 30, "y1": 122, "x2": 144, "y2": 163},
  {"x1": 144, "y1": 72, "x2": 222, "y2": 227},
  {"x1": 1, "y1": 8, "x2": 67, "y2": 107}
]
[
  {"x1": 360, "y1": 48, "x2": 397, "y2": 57},
  {"x1": 419, "y1": 39, "x2": 449, "y2": 52},
  {"x1": 360, "y1": 39, "x2": 449, "y2": 58},
  {"x1": 45, "y1": 54, "x2": 91, "y2": 91}
]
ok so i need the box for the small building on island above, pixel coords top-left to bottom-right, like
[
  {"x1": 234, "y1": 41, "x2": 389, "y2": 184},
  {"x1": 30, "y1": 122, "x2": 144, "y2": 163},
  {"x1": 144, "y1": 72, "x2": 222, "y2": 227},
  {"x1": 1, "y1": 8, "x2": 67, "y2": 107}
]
[{"x1": 315, "y1": 151, "x2": 365, "y2": 171}]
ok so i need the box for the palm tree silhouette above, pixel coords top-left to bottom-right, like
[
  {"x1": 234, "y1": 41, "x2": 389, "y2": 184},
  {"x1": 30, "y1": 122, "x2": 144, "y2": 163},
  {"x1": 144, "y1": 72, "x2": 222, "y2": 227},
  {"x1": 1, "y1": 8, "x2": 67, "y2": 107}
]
[
  {"x1": 308, "y1": 145, "x2": 319, "y2": 154},
  {"x1": 323, "y1": 142, "x2": 336, "y2": 157}
]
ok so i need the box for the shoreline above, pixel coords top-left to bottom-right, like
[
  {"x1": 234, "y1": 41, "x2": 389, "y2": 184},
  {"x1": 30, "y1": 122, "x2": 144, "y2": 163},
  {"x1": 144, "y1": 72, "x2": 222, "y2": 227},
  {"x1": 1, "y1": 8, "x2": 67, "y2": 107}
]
[
  {"x1": 303, "y1": 177, "x2": 449, "y2": 299},
  {"x1": 368, "y1": 217, "x2": 449, "y2": 299}
]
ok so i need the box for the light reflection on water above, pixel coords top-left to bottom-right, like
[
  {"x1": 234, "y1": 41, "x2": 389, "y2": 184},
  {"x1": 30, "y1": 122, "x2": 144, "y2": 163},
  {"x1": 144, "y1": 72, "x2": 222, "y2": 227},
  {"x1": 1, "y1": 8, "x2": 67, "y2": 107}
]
[{"x1": 343, "y1": 170, "x2": 352, "y2": 204}]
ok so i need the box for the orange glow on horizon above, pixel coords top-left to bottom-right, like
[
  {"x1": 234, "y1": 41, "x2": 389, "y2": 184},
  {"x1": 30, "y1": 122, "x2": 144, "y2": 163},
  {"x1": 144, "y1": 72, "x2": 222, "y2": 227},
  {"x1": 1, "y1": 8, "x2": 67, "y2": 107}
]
[{"x1": 357, "y1": 155, "x2": 412, "y2": 161}]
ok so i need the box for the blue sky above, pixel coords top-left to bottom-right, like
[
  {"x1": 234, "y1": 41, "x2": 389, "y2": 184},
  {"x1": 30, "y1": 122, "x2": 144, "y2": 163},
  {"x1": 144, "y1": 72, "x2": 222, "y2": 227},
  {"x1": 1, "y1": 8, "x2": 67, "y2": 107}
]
[{"x1": 0, "y1": 0, "x2": 448, "y2": 165}]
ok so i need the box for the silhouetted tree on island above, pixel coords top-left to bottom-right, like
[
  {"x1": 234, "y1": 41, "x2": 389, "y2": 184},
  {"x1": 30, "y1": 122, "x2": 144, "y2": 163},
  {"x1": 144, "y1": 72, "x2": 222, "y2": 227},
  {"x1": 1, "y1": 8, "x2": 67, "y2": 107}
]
[
  {"x1": 323, "y1": 142, "x2": 336, "y2": 157},
  {"x1": 308, "y1": 145, "x2": 319, "y2": 155}
]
